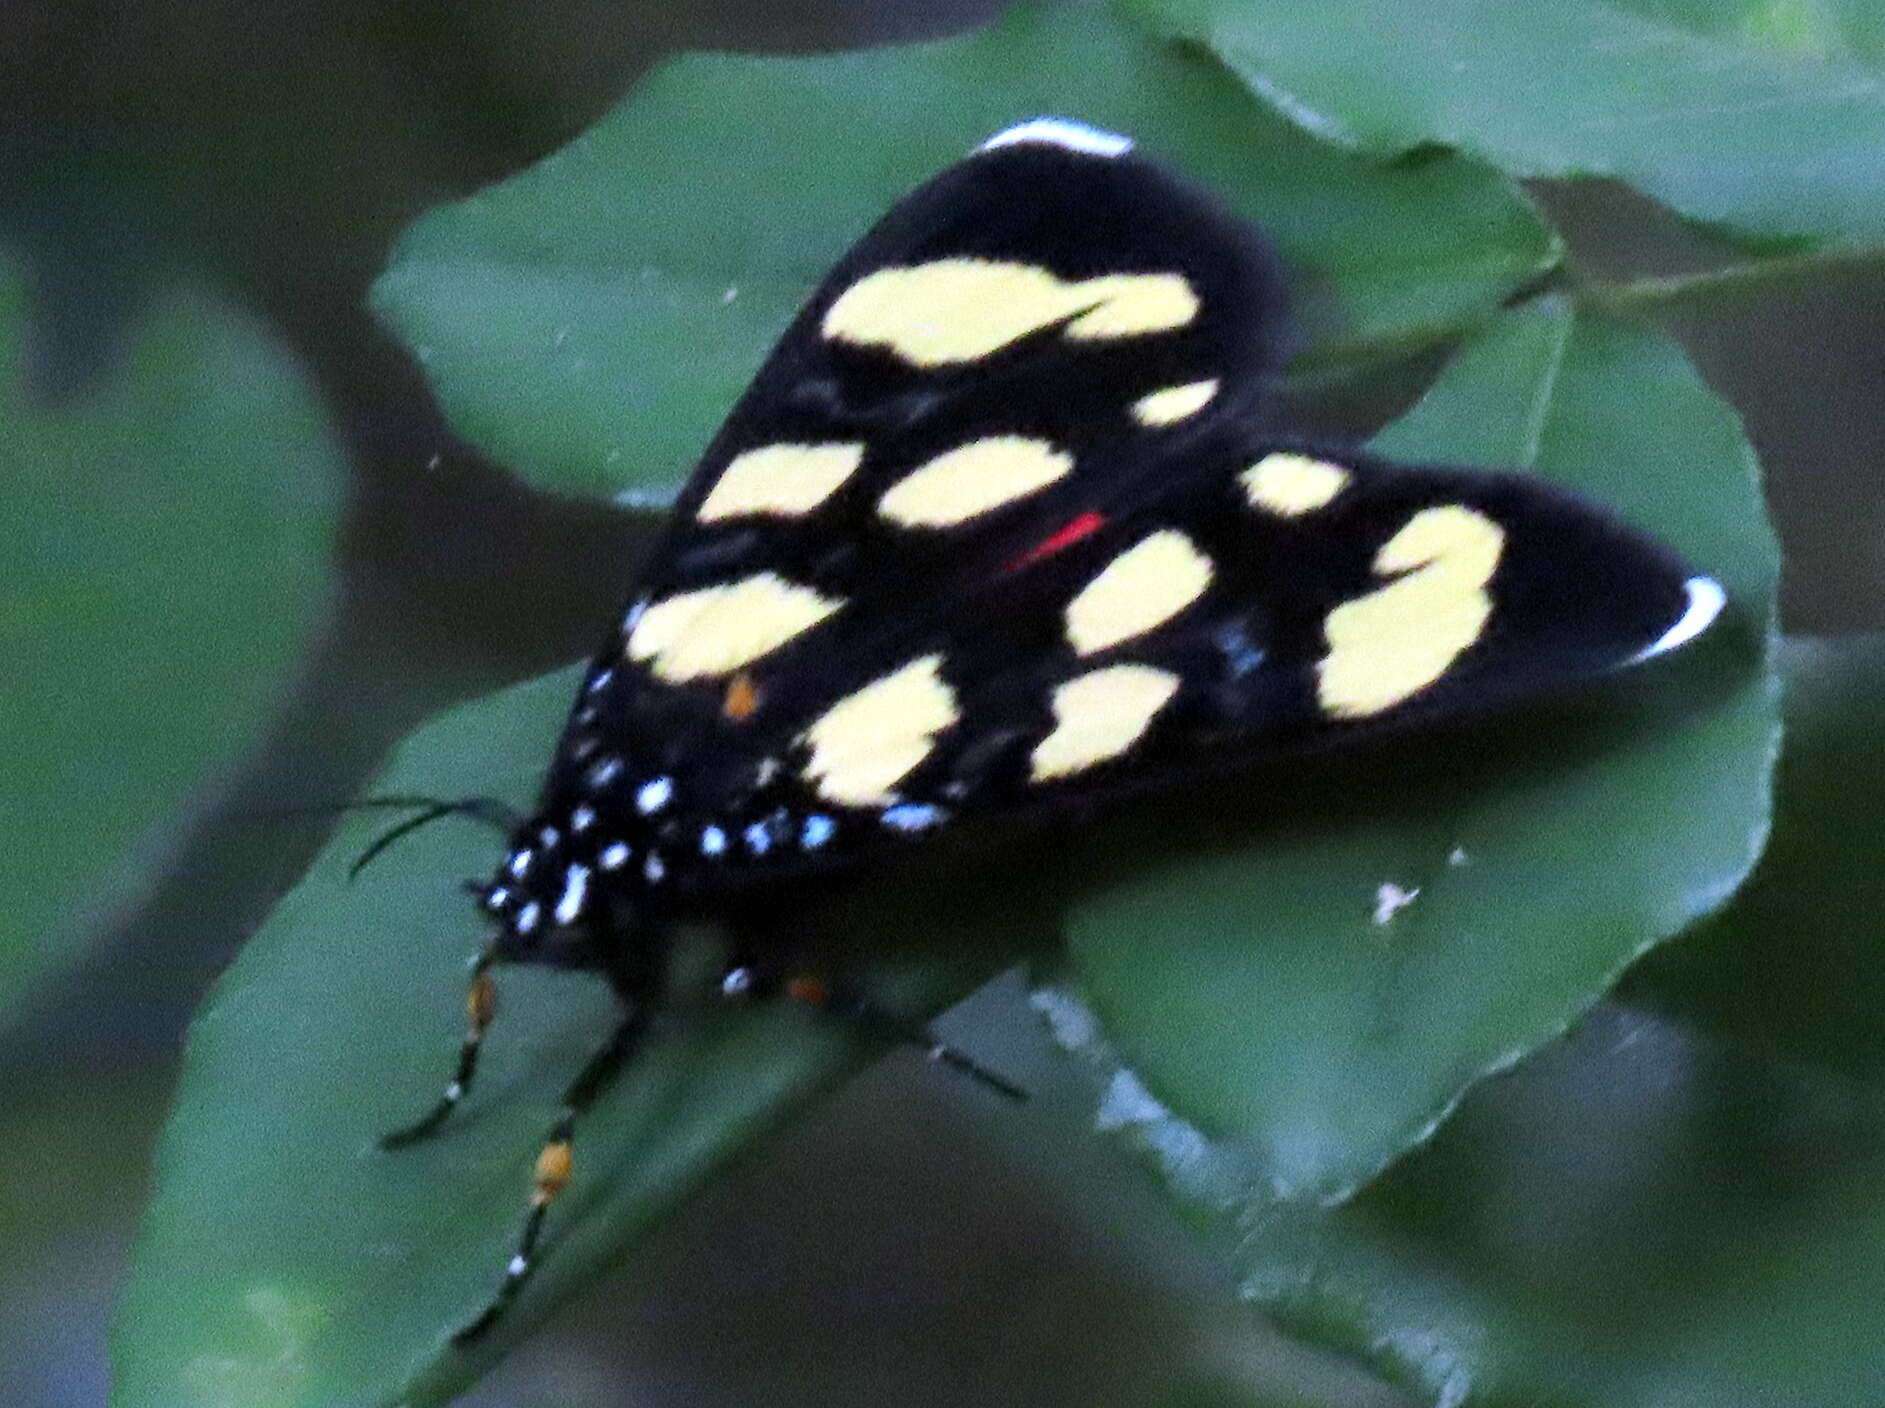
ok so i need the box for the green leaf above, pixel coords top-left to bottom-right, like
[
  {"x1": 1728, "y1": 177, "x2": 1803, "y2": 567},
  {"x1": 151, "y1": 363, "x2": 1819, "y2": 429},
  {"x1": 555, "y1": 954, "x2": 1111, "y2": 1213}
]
[
  {"x1": 1622, "y1": 634, "x2": 1885, "y2": 1076},
  {"x1": 1617, "y1": 0, "x2": 1885, "y2": 66},
  {"x1": 0, "y1": 258, "x2": 341, "y2": 1010},
  {"x1": 1050, "y1": 630, "x2": 1885, "y2": 1405},
  {"x1": 111, "y1": 667, "x2": 1008, "y2": 1407},
  {"x1": 1046, "y1": 983, "x2": 1885, "y2": 1407},
  {"x1": 1125, "y1": 0, "x2": 1885, "y2": 248},
  {"x1": 372, "y1": 5, "x2": 1554, "y2": 501},
  {"x1": 1058, "y1": 299, "x2": 1778, "y2": 1201},
  {"x1": 1051, "y1": 638, "x2": 1885, "y2": 1406}
]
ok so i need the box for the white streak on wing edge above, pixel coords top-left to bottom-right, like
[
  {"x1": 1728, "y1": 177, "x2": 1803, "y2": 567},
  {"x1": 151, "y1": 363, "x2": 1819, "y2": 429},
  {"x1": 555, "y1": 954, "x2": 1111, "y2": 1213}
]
[
  {"x1": 1633, "y1": 576, "x2": 1727, "y2": 662},
  {"x1": 977, "y1": 118, "x2": 1132, "y2": 158}
]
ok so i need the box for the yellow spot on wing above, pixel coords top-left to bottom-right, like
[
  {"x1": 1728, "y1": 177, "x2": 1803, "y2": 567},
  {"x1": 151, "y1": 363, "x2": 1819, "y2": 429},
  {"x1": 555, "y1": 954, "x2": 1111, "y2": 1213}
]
[
  {"x1": 1065, "y1": 530, "x2": 1213, "y2": 656},
  {"x1": 627, "y1": 574, "x2": 842, "y2": 682},
  {"x1": 1241, "y1": 453, "x2": 1351, "y2": 516},
  {"x1": 1131, "y1": 379, "x2": 1218, "y2": 426},
  {"x1": 699, "y1": 443, "x2": 864, "y2": 521},
  {"x1": 1319, "y1": 505, "x2": 1505, "y2": 718},
  {"x1": 878, "y1": 436, "x2": 1073, "y2": 527},
  {"x1": 823, "y1": 259, "x2": 1197, "y2": 367},
  {"x1": 801, "y1": 655, "x2": 959, "y2": 805},
  {"x1": 1031, "y1": 664, "x2": 1181, "y2": 780}
]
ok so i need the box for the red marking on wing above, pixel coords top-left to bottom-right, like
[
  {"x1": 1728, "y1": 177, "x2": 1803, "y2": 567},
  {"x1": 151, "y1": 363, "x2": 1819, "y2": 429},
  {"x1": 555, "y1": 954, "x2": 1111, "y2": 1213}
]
[{"x1": 1007, "y1": 510, "x2": 1105, "y2": 572}]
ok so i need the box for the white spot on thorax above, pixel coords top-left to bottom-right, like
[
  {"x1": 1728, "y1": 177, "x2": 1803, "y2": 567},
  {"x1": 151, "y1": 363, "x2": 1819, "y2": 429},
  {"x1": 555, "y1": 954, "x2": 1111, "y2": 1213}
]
[
  {"x1": 507, "y1": 849, "x2": 533, "y2": 879},
  {"x1": 700, "y1": 825, "x2": 728, "y2": 857},
  {"x1": 570, "y1": 804, "x2": 596, "y2": 832},
  {"x1": 636, "y1": 776, "x2": 674, "y2": 814},
  {"x1": 599, "y1": 841, "x2": 630, "y2": 871},
  {"x1": 555, "y1": 864, "x2": 591, "y2": 926}
]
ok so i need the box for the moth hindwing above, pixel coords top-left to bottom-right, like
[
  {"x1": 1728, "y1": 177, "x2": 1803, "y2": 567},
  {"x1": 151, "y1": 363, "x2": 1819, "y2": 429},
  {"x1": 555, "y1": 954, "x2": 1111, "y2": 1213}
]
[{"x1": 379, "y1": 116, "x2": 1723, "y2": 1341}]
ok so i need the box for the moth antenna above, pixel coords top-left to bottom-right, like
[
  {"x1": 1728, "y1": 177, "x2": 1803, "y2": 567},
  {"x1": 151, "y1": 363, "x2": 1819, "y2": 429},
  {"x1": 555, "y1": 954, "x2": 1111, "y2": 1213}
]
[
  {"x1": 351, "y1": 793, "x2": 522, "y2": 829},
  {"x1": 348, "y1": 796, "x2": 522, "y2": 880},
  {"x1": 243, "y1": 793, "x2": 520, "y2": 828}
]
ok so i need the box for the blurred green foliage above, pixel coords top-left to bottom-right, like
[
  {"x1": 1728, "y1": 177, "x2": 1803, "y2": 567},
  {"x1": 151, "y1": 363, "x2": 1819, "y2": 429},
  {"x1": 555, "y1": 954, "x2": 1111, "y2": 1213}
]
[{"x1": 0, "y1": 262, "x2": 341, "y2": 1007}]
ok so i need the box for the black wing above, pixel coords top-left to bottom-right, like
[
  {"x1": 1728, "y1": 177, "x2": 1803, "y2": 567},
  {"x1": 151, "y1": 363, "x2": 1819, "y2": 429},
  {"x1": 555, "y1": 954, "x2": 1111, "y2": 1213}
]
[
  {"x1": 763, "y1": 431, "x2": 1719, "y2": 833},
  {"x1": 614, "y1": 118, "x2": 1287, "y2": 706},
  {"x1": 489, "y1": 120, "x2": 1719, "y2": 936}
]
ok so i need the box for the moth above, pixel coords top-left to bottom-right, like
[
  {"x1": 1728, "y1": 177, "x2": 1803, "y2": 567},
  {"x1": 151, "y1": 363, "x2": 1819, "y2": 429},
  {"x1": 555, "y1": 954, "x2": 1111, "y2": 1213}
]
[{"x1": 381, "y1": 117, "x2": 1724, "y2": 1341}]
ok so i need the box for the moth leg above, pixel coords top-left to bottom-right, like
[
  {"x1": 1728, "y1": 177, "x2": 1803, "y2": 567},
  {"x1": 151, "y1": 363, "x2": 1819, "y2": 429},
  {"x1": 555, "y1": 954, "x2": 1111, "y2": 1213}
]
[
  {"x1": 452, "y1": 1005, "x2": 650, "y2": 1345},
  {"x1": 721, "y1": 959, "x2": 1025, "y2": 1102},
  {"x1": 383, "y1": 947, "x2": 499, "y2": 1149}
]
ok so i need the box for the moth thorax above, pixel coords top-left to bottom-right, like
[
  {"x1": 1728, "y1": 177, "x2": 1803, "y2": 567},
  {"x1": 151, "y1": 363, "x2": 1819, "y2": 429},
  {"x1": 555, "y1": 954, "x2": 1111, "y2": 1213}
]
[{"x1": 477, "y1": 808, "x2": 627, "y2": 966}]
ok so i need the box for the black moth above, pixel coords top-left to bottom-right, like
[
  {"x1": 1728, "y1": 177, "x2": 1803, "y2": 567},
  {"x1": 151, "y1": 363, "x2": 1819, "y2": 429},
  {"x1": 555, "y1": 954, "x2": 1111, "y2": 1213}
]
[{"x1": 381, "y1": 117, "x2": 1724, "y2": 1341}]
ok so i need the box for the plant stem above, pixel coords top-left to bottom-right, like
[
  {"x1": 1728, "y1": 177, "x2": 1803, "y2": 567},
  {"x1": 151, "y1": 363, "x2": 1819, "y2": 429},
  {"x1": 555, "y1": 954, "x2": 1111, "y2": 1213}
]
[{"x1": 1592, "y1": 244, "x2": 1885, "y2": 310}]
